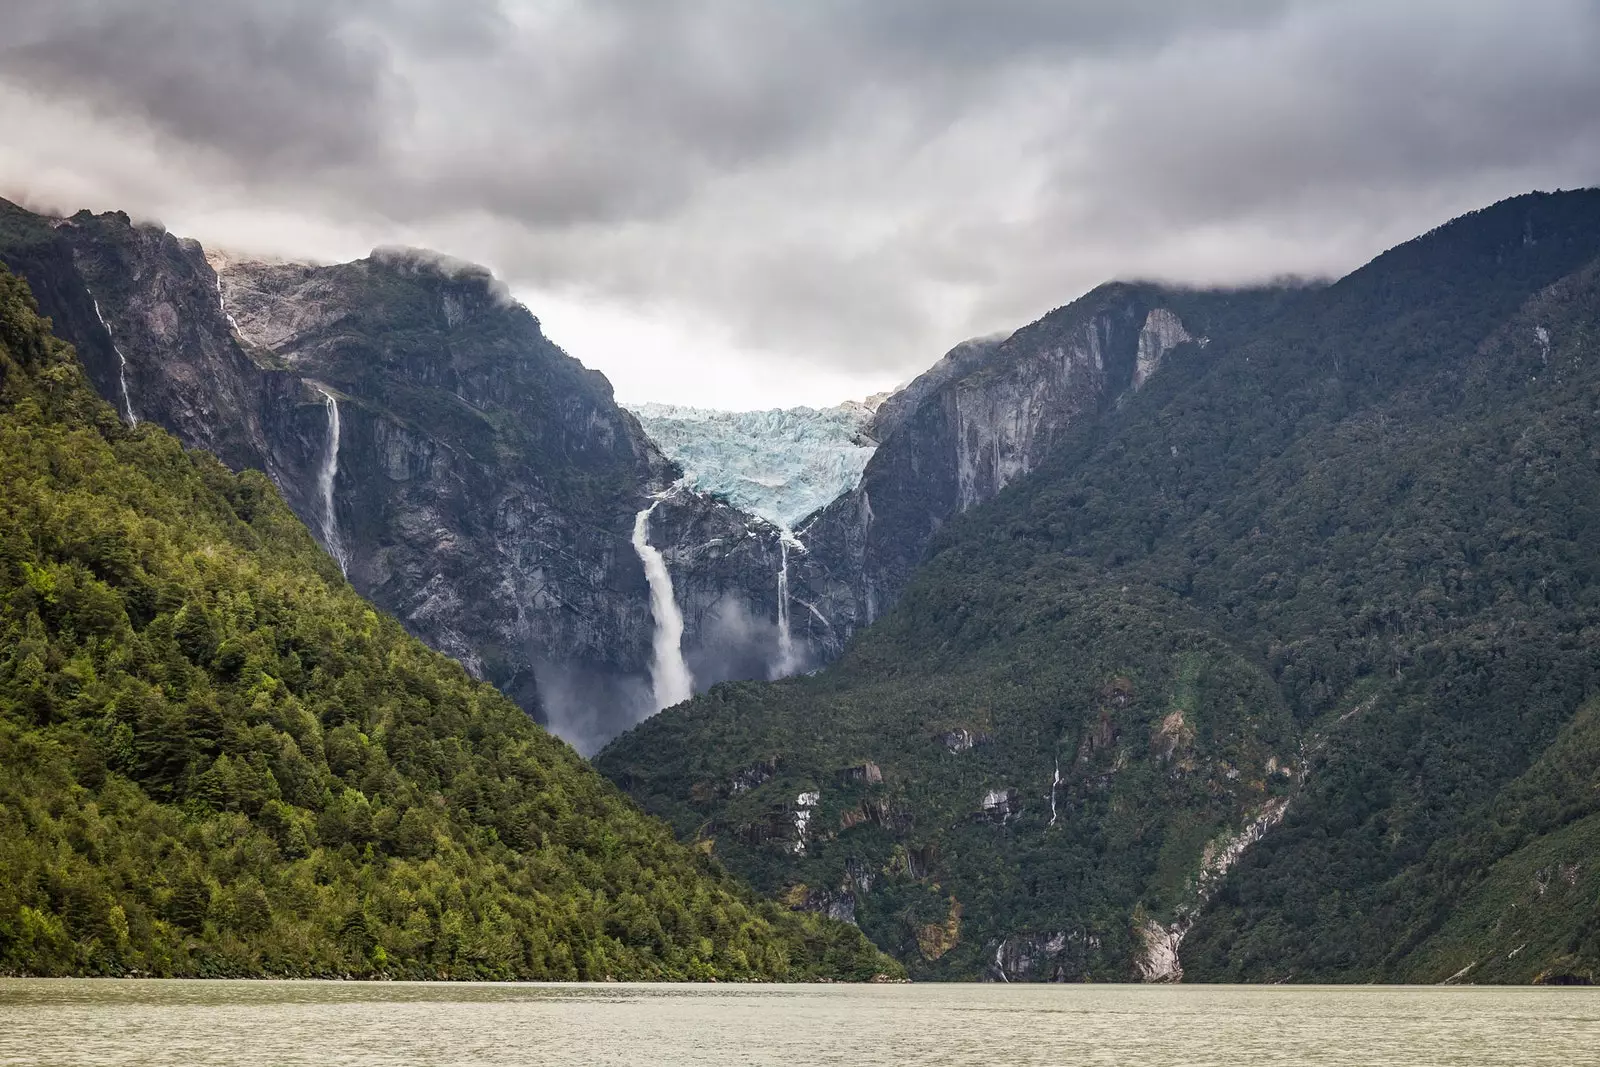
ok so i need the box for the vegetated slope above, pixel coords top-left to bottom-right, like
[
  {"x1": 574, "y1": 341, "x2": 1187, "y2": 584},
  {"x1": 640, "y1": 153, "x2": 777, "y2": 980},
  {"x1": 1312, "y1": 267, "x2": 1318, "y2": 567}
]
[
  {"x1": 0, "y1": 265, "x2": 899, "y2": 982},
  {"x1": 599, "y1": 189, "x2": 1600, "y2": 983}
]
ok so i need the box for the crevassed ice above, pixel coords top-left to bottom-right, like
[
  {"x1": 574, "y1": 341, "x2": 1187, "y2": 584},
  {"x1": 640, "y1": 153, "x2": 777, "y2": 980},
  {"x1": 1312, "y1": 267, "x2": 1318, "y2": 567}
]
[{"x1": 628, "y1": 401, "x2": 878, "y2": 528}]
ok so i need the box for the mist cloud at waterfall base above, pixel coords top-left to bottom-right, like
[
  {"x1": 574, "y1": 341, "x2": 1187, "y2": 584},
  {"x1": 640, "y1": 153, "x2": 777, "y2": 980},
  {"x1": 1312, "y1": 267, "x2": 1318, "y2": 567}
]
[
  {"x1": 536, "y1": 595, "x2": 809, "y2": 758},
  {"x1": 685, "y1": 595, "x2": 810, "y2": 692},
  {"x1": 534, "y1": 660, "x2": 656, "y2": 758}
]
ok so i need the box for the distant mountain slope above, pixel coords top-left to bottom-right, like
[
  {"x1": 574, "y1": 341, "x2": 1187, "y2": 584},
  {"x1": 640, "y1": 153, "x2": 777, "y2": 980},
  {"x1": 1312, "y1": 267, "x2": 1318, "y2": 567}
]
[
  {"x1": 627, "y1": 401, "x2": 879, "y2": 529},
  {"x1": 0, "y1": 263, "x2": 899, "y2": 981},
  {"x1": 599, "y1": 189, "x2": 1600, "y2": 983}
]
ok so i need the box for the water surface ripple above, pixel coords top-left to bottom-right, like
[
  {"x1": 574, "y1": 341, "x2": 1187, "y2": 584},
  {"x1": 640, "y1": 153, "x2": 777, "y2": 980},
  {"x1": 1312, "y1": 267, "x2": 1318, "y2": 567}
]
[{"x1": 2, "y1": 980, "x2": 1596, "y2": 1066}]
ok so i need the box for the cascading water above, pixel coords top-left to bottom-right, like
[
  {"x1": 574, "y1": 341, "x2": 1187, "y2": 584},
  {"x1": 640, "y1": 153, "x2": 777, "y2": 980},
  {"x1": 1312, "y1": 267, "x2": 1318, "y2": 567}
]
[
  {"x1": 90, "y1": 296, "x2": 137, "y2": 425},
  {"x1": 1048, "y1": 758, "x2": 1063, "y2": 827},
  {"x1": 215, "y1": 275, "x2": 242, "y2": 334},
  {"x1": 313, "y1": 385, "x2": 349, "y2": 575},
  {"x1": 771, "y1": 527, "x2": 804, "y2": 678},
  {"x1": 632, "y1": 502, "x2": 694, "y2": 710}
]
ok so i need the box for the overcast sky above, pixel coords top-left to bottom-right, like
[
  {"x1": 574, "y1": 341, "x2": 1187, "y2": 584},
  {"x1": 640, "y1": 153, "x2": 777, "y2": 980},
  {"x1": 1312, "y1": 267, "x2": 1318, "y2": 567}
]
[{"x1": 3, "y1": 1, "x2": 1598, "y2": 408}]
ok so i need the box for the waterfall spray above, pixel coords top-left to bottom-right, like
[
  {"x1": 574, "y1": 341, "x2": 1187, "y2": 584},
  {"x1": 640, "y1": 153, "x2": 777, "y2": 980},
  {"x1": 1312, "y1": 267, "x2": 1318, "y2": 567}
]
[
  {"x1": 632, "y1": 501, "x2": 694, "y2": 710},
  {"x1": 90, "y1": 296, "x2": 138, "y2": 426},
  {"x1": 313, "y1": 385, "x2": 349, "y2": 575},
  {"x1": 771, "y1": 527, "x2": 804, "y2": 678}
]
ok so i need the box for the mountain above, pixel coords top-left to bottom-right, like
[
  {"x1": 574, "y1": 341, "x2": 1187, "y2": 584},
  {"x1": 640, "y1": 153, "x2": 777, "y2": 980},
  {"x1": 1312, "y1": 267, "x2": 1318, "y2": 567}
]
[
  {"x1": 782, "y1": 282, "x2": 1303, "y2": 646},
  {"x1": 597, "y1": 189, "x2": 1600, "y2": 984},
  {"x1": 0, "y1": 262, "x2": 898, "y2": 980},
  {"x1": 627, "y1": 401, "x2": 881, "y2": 529},
  {"x1": 0, "y1": 198, "x2": 1292, "y2": 754},
  {"x1": 0, "y1": 200, "x2": 841, "y2": 752}
]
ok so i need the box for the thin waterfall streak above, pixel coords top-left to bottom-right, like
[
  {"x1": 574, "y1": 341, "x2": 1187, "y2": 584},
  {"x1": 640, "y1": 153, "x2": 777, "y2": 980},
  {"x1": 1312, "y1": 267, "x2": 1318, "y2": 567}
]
[
  {"x1": 632, "y1": 502, "x2": 693, "y2": 710},
  {"x1": 91, "y1": 295, "x2": 138, "y2": 425},
  {"x1": 1049, "y1": 758, "x2": 1063, "y2": 827},
  {"x1": 314, "y1": 385, "x2": 348, "y2": 575},
  {"x1": 215, "y1": 275, "x2": 241, "y2": 333},
  {"x1": 771, "y1": 526, "x2": 805, "y2": 678},
  {"x1": 796, "y1": 598, "x2": 830, "y2": 628}
]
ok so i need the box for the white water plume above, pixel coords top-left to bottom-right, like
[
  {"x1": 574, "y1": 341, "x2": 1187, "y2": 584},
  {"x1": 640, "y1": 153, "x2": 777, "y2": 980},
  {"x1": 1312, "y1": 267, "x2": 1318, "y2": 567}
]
[
  {"x1": 313, "y1": 385, "x2": 349, "y2": 575},
  {"x1": 771, "y1": 526, "x2": 805, "y2": 678},
  {"x1": 632, "y1": 501, "x2": 694, "y2": 710},
  {"x1": 90, "y1": 295, "x2": 137, "y2": 425}
]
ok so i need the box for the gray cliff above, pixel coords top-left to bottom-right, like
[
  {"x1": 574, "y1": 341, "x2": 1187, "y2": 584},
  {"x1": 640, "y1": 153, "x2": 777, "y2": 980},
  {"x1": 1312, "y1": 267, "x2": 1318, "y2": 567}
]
[{"x1": 790, "y1": 283, "x2": 1298, "y2": 642}]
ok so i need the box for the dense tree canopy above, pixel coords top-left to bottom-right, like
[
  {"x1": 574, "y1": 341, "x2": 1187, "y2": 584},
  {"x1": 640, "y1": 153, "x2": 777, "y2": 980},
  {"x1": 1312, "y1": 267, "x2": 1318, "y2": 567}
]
[{"x1": 602, "y1": 190, "x2": 1600, "y2": 983}]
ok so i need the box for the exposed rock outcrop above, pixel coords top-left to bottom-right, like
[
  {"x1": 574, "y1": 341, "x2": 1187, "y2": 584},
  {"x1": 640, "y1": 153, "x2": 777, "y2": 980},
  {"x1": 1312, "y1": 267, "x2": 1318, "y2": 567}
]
[
  {"x1": 988, "y1": 930, "x2": 1101, "y2": 982},
  {"x1": 790, "y1": 285, "x2": 1246, "y2": 639},
  {"x1": 1136, "y1": 797, "x2": 1293, "y2": 982}
]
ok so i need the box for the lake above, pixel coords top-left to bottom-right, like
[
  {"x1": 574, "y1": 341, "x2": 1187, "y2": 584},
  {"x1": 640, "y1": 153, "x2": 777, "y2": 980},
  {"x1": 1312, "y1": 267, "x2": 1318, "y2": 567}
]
[{"x1": 1, "y1": 980, "x2": 1595, "y2": 1066}]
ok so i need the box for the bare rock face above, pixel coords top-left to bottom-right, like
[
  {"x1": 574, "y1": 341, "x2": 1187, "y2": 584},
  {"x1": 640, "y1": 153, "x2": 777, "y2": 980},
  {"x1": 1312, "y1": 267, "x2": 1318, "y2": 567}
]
[
  {"x1": 988, "y1": 930, "x2": 1101, "y2": 982},
  {"x1": 791, "y1": 284, "x2": 1209, "y2": 640}
]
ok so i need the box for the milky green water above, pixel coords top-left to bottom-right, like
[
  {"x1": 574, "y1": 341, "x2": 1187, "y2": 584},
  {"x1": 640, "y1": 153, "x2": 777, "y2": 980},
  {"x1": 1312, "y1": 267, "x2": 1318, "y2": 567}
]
[{"x1": 0, "y1": 980, "x2": 1595, "y2": 1066}]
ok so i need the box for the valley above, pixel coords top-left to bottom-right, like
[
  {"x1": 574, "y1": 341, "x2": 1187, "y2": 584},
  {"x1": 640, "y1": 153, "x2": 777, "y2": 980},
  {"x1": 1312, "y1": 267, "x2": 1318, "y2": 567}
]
[{"x1": 4, "y1": 189, "x2": 1599, "y2": 985}]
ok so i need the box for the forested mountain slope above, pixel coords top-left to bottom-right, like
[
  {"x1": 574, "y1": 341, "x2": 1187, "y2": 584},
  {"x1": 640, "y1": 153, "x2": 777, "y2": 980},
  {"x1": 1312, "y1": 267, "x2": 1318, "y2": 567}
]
[
  {"x1": 0, "y1": 264, "x2": 899, "y2": 981},
  {"x1": 598, "y1": 190, "x2": 1600, "y2": 983}
]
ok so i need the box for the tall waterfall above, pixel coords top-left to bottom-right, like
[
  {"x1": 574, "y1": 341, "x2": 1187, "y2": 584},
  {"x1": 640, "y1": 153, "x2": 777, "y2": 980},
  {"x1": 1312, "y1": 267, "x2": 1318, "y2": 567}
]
[
  {"x1": 632, "y1": 502, "x2": 694, "y2": 710},
  {"x1": 314, "y1": 386, "x2": 349, "y2": 575},
  {"x1": 90, "y1": 297, "x2": 137, "y2": 425},
  {"x1": 215, "y1": 275, "x2": 242, "y2": 334},
  {"x1": 771, "y1": 527, "x2": 803, "y2": 678}
]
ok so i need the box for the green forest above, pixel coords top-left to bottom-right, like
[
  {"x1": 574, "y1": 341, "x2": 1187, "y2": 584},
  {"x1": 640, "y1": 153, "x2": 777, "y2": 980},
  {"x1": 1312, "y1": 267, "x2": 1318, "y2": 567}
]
[
  {"x1": 0, "y1": 264, "x2": 900, "y2": 982},
  {"x1": 601, "y1": 190, "x2": 1600, "y2": 982}
]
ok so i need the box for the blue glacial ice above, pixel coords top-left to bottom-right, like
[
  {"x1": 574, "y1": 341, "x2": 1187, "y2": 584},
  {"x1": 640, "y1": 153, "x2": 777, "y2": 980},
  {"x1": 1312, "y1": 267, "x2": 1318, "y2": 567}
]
[{"x1": 628, "y1": 401, "x2": 880, "y2": 529}]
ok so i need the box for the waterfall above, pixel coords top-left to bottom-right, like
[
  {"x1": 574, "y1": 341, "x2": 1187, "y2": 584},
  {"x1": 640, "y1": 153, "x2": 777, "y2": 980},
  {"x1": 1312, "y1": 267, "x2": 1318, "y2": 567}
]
[
  {"x1": 771, "y1": 527, "x2": 803, "y2": 678},
  {"x1": 632, "y1": 502, "x2": 694, "y2": 710},
  {"x1": 1048, "y1": 758, "x2": 1063, "y2": 827},
  {"x1": 215, "y1": 275, "x2": 242, "y2": 334},
  {"x1": 314, "y1": 385, "x2": 349, "y2": 575},
  {"x1": 90, "y1": 296, "x2": 137, "y2": 425}
]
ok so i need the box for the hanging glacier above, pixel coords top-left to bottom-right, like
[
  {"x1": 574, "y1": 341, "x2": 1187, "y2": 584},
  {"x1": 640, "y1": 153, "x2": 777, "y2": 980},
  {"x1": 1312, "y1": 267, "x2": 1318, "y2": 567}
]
[{"x1": 627, "y1": 400, "x2": 883, "y2": 529}]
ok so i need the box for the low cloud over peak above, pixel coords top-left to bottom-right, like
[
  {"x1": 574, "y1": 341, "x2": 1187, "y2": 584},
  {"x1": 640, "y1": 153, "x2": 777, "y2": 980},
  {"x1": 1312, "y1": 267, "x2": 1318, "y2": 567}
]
[{"x1": 3, "y1": 0, "x2": 1597, "y2": 407}]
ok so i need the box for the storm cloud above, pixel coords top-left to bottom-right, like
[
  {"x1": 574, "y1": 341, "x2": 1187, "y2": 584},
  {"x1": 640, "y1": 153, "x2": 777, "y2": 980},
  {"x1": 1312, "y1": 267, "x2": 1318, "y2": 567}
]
[{"x1": 2, "y1": 0, "x2": 1598, "y2": 405}]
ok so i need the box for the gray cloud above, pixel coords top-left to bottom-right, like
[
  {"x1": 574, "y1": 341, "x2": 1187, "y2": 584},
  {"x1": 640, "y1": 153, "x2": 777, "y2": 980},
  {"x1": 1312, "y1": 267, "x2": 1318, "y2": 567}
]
[{"x1": 1, "y1": 0, "x2": 1597, "y2": 404}]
